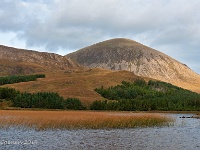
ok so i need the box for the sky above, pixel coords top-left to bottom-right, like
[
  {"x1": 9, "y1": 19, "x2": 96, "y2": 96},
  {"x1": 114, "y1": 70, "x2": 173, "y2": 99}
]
[{"x1": 0, "y1": 0, "x2": 200, "y2": 74}]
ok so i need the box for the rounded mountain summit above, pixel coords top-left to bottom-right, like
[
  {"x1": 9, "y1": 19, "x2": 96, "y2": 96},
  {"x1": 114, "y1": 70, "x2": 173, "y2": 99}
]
[{"x1": 66, "y1": 38, "x2": 200, "y2": 92}]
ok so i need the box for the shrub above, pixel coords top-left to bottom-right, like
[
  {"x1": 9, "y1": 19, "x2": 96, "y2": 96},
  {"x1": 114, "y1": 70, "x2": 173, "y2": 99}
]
[
  {"x1": 13, "y1": 92, "x2": 64, "y2": 109},
  {"x1": 0, "y1": 74, "x2": 45, "y2": 85},
  {"x1": 64, "y1": 98, "x2": 86, "y2": 110}
]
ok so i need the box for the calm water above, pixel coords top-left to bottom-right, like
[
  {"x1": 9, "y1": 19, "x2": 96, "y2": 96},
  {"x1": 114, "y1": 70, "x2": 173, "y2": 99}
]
[{"x1": 0, "y1": 114, "x2": 200, "y2": 150}]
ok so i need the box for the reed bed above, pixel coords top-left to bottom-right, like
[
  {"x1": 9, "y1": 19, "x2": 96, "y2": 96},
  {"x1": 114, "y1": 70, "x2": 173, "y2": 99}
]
[{"x1": 0, "y1": 110, "x2": 173, "y2": 130}]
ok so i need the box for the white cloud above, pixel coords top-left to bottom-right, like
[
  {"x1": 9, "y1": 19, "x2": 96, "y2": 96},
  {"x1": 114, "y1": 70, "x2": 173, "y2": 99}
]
[{"x1": 0, "y1": 0, "x2": 200, "y2": 73}]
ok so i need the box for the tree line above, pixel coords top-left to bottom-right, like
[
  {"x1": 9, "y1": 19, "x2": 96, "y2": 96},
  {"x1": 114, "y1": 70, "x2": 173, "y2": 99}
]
[
  {"x1": 0, "y1": 74, "x2": 45, "y2": 85},
  {"x1": 0, "y1": 87, "x2": 85, "y2": 110},
  {"x1": 1, "y1": 77, "x2": 200, "y2": 111},
  {"x1": 91, "y1": 79, "x2": 200, "y2": 111}
]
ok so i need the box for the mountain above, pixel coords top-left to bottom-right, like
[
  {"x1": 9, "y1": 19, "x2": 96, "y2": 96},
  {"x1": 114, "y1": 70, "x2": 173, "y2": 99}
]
[
  {"x1": 0, "y1": 45, "x2": 80, "y2": 75},
  {"x1": 0, "y1": 44, "x2": 148, "y2": 105},
  {"x1": 66, "y1": 38, "x2": 200, "y2": 93},
  {"x1": 1, "y1": 42, "x2": 200, "y2": 106}
]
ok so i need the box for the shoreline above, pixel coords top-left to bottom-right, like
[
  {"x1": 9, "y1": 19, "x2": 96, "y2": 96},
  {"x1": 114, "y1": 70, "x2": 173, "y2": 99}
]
[{"x1": 1, "y1": 108, "x2": 199, "y2": 114}]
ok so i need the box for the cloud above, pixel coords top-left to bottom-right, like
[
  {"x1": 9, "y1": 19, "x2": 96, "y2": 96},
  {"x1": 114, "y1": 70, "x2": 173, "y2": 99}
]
[
  {"x1": 0, "y1": 0, "x2": 200, "y2": 73},
  {"x1": 0, "y1": 0, "x2": 49, "y2": 32}
]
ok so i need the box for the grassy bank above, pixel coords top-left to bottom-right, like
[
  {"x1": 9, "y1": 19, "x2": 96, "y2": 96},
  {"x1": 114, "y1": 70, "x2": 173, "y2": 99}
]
[{"x1": 0, "y1": 110, "x2": 173, "y2": 130}]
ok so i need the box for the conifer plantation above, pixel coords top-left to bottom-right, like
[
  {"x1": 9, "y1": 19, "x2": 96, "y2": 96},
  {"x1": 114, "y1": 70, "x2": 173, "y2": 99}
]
[
  {"x1": 0, "y1": 74, "x2": 45, "y2": 85},
  {"x1": 92, "y1": 79, "x2": 200, "y2": 111}
]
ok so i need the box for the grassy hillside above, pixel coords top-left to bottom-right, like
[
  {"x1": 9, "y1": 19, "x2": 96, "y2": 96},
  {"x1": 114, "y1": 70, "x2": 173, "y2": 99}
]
[
  {"x1": 1, "y1": 72, "x2": 199, "y2": 111},
  {"x1": 0, "y1": 59, "x2": 46, "y2": 76},
  {"x1": 0, "y1": 69, "x2": 146, "y2": 106}
]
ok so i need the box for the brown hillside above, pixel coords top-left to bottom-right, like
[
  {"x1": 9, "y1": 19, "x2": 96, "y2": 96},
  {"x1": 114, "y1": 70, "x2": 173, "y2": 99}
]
[
  {"x1": 0, "y1": 45, "x2": 80, "y2": 75},
  {"x1": 66, "y1": 38, "x2": 200, "y2": 93},
  {"x1": 0, "y1": 43, "x2": 200, "y2": 107},
  {"x1": 1, "y1": 68, "x2": 148, "y2": 106}
]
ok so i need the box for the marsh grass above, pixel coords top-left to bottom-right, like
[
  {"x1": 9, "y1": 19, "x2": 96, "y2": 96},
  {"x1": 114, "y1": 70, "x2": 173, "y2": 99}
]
[{"x1": 0, "y1": 110, "x2": 173, "y2": 130}]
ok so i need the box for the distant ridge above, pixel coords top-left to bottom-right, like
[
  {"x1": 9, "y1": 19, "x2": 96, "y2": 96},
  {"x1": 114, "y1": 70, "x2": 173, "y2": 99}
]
[
  {"x1": 0, "y1": 45, "x2": 80, "y2": 75},
  {"x1": 66, "y1": 38, "x2": 200, "y2": 92}
]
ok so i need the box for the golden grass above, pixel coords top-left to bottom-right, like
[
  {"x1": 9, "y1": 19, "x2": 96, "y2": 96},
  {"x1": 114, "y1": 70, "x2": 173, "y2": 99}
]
[
  {"x1": 0, "y1": 110, "x2": 173, "y2": 130},
  {"x1": 1, "y1": 69, "x2": 142, "y2": 106},
  {"x1": 1, "y1": 68, "x2": 200, "y2": 107}
]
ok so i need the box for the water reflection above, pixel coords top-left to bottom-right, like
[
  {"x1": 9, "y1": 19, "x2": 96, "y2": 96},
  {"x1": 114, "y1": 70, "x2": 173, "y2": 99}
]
[{"x1": 0, "y1": 114, "x2": 200, "y2": 150}]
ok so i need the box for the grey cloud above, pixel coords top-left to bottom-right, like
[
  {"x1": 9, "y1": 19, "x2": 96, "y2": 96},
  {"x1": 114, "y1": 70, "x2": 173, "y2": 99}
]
[
  {"x1": 0, "y1": 1, "x2": 26, "y2": 32},
  {"x1": 0, "y1": 0, "x2": 52, "y2": 32},
  {"x1": 26, "y1": 0, "x2": 200, "y2": 49},
  {"x1": 0, "y1": 0, "x2": 200, "y2": 73}
]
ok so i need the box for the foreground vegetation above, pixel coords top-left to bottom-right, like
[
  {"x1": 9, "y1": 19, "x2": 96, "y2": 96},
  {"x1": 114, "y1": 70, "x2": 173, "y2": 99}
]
[
  {"x1": 92, "y1": 79, "x2": 200, "y2": 111},
  {"x1": 0, "y1": 74, "x2": 45, "y2": 85},
  {"x1": 0, "y1": 110, "x2": 172, "y2": 130}
]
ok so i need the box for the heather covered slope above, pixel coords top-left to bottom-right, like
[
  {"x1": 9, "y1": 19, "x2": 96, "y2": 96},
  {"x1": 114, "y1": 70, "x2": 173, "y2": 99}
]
[{"x1": 67, "y1": 38, "x2": 200, "y2": 93}]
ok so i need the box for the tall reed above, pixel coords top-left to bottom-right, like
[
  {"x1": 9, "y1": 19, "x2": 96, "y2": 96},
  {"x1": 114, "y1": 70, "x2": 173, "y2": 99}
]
[{"x1": 0, "y1": 110, "x2": 173, "y2": 130}]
